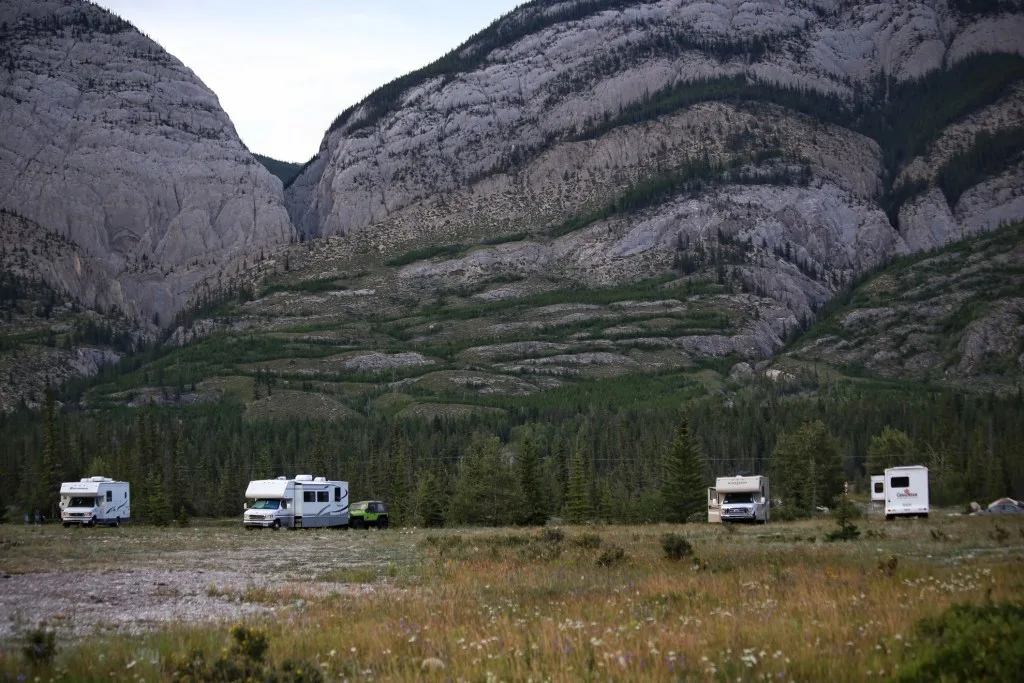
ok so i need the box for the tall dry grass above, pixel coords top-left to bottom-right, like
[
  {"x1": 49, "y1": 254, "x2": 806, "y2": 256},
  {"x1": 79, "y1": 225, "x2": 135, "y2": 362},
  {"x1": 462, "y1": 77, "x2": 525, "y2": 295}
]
[{"x1": 1, "y1": 515, "x2": 1021, "y2": 681}]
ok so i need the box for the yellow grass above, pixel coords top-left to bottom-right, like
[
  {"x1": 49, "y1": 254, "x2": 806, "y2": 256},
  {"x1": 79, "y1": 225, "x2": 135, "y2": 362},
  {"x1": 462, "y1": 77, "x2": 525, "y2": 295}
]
[{"x1": 1, "y1": 515, "x2": 1022, "y2": 681}]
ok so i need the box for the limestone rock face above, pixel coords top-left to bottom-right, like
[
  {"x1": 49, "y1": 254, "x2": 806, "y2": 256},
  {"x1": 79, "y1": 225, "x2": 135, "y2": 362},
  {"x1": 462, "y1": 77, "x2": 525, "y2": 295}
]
[
  {"x1": 288, "y1": 0, "x2": 1024, "y2": 241},
  {"x1": 0, "y1": 0, "x2": 295, "y2": 323}
]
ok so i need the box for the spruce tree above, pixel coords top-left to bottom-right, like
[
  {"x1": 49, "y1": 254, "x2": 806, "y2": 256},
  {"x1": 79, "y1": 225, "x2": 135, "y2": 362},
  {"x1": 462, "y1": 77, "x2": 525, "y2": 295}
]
[
  {"x1": 866, "y1": 427, "x2": 915, "y2": 476},
  {"x1": 415, "y1": 470, "x2": 445, "y2": 528},
  {"x1": 661, "y1": 412, "x2": 706, "y2": 523},
  {"x1": 516, "y1": 431, "x2": 547, "y2": 525},
  {"x1": 772, "y1": 420, "x2": 843, "y2": 515},
  {"x1": 564, "y1": 441, "x2": 593, "y2": 524}
]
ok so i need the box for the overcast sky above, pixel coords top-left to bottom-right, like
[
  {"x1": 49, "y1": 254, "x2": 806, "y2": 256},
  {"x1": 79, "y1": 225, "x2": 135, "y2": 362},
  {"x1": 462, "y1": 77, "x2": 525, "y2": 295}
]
[{"x1": 93, "y1": 1, "x2": 524, "y2": 162}]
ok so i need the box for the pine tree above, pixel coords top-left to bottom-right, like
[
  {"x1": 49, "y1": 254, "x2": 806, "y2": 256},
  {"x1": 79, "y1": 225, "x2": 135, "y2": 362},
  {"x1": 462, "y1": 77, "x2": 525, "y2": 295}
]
[
  {"x1": 866, "y1": 427, "x2": 915, "y2": 476},
  {"x1": 661, "y1": 412, "x2": 707, "y2": 523},
  {"x1": 36, "y1": 387, "x2": 60, "y2": 521},
  {"x1": 772, "y1": 421, "x2": 843, "y2": 515},
  {"x1": 564, "y1": 440, "x2": 593, "y2": 525},
  {"x1": 516, "y1": 431, "x2": 547, "y2": 525},
  {"x1": 389, "y1": 425, "x2": 411, "y2": 526},
  {"x1": 449, "y1": 435, "x2": 523, "y2": 526},
  {"x1": 415, "y1": 470, "x2": 445, "y2": 528}
]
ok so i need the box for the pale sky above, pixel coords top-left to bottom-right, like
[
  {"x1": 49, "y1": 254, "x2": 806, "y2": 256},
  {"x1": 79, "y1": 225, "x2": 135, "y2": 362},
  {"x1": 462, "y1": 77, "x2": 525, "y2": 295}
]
[{"x1": 93, "y1": 1, "x2": 525, "y2": 163}]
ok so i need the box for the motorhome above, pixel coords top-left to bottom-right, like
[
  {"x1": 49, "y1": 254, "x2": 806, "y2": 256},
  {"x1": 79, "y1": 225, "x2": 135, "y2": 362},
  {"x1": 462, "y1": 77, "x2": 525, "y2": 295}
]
[
  {"x1": 707, "y1": 487, "x2": 721, "y2": 523},
  {"x1": 243, "y1": 475, "x2": 349, "y2": 529},
  {"x1": 884, "y1": 465, "x2": 929, "y2": 519},
  {"x1": 716, "y1": 475, "x2": 769, "y2": 523},
  {"x1": 59, "y1": 476, "x2": 130, "y2": 527},
  {"x1": 870, "y1": 475, "x2": 885, "y2": 503}
]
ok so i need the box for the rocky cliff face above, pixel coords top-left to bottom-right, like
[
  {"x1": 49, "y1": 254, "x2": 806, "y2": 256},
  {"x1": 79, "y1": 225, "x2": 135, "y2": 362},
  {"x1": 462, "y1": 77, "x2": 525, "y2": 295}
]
[
  {"x1": 288, "y1": 0, "x2": 1024, "y2": 243},
  {"x1": 277, "y1": 0, "x2": 1024, "y2": 376},
  {"x1": 0, "y1": 0, "x2": 296, "y2": 324}
]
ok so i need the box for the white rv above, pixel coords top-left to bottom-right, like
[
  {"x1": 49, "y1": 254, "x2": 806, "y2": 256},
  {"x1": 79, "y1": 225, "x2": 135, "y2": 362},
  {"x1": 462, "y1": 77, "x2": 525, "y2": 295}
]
[
  {"x1": 870, "y1": 475, "x2": 885, "y2": 503},
  {"x1": 884, "y1": 465, "x2": 929, "y2": 519},
  {"x1": 59, "y1": 476, "x2": 130, "y2": 527},
  {"x1": 243, "y1": 475, "x2": 349, "y2": 529},
  {"x1": 716, "y1": 475, "x2": 769, "y2": 523}
]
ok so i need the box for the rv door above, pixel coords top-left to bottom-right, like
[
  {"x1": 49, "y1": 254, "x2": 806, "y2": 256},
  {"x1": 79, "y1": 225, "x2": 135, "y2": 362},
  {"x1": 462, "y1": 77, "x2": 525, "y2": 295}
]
[
  {"x1": 294, "y1": 483, "x2": 303, "y2": 529},
  {"x1": 707, "y1": 487, "x2": 721, "y2": 524}
]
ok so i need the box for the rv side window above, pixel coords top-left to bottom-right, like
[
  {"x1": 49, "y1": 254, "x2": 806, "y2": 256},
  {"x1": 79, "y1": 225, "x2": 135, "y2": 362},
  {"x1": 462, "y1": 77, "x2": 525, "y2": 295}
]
[
  {"x1": 873, "y1": 482, "x2": 884, "y2": 494},
  {"x1": 303, "y1": 492, "x2": 315, "y2": 503},
  {"x1": 106, "y1": 491, "x2": 112, "y2": 502},
  {"x1": 317, "y1": 491, "x2": 329, "y2": 503},
  {"x1": 890, "y1": 476, "x2": 910, "y2": 488},
  {"x1": 334, "y1": 487, "x2": 341, "y2": 502}
]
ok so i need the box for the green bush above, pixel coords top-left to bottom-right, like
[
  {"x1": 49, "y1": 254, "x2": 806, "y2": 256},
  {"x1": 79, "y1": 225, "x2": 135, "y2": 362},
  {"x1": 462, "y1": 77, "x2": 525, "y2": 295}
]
[
  {"x1": 825, "y1": 497, "x2": 861, "y2": 541},
  {"x1": 572, "y1": 533, "x2": 603, "y2": 549},
  {"x1": 22, "y1": 627, "x2": 56, "y2": 667},
  {"x1": 171, "y1": 624, "x2": 323, "y2": 683},
  {"x1": 897, "y1": 601, "x2": 1024, "y2": 682},
  {"x1": 596, "y1": 545, "x2": 627, "y2": 567},
  {"x1": 660, "y1": 533, "x2": 694, "y2": 560}
]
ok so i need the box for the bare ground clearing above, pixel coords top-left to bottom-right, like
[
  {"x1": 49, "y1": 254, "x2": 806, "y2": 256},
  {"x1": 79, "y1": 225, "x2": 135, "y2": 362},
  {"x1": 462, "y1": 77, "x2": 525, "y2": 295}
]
[{"x1": 0, "y1": 525, "x2": 415, "y2": 639}]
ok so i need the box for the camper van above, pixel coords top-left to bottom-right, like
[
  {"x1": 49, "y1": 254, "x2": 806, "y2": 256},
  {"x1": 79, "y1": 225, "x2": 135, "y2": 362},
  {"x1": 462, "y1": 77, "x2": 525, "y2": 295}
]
[
  {"x1": 59, "y1": 476, "x2": 130, "y2": 527},
  {"x1": 884, "y1": 466, "x2": 929, "y2": 519},
  {"x1": 716, "y1": 475, "x2": 769, "y2": 523},
  {"x1": 870, "y1": 475, "x2": 885, "y2": 503},
  {"x1": 243, "y1": 475, "x2": 349, "y2": 529}
]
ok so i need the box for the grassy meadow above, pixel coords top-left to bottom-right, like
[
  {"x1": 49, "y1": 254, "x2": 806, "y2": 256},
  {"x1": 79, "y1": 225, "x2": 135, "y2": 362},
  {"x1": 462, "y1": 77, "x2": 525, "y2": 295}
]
[{"x1": 1, "y1": 513, "x2": 1022, "y2": 681}]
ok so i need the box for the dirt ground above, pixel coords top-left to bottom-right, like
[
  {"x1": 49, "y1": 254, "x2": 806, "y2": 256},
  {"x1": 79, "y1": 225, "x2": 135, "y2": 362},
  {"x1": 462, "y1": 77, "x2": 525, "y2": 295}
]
[{"x1": 0, "y1": 523, "x2": 414, "y2": 640}]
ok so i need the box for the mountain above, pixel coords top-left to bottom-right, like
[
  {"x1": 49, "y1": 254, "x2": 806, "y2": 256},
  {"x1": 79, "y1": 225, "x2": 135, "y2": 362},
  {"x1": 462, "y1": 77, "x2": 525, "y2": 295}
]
[
  {"x1": 3, "y1": 0, "x2": 1024, "y2": 519},
  {"x1": 254, "y1": 154, "x2": 304, "y2": 186},
  {"x1": 264, "y1": 0, "x2": 1024, "y2": 385},
  {"x1": 0, "y1": 0, "x2": 296, "y2": 326}
]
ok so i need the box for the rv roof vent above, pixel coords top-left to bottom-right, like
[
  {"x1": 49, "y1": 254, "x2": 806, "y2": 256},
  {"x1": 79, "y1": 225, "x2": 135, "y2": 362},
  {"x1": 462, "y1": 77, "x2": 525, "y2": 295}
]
[
  {"x1": 314, "y1": 476, "x2": 326, "y2": 482},
  {"x1": 276, "y1": 476, "x2": 287, "y2": 480},
  {"x1": 295, "y1": 474, "x2": 313, "y2": 481},
  {"x1": 80, "y1": 478, "x2": 90, "y2": 482},
  {"x1": 90, "y1": 476, "x2": 110, "y2": 482}
]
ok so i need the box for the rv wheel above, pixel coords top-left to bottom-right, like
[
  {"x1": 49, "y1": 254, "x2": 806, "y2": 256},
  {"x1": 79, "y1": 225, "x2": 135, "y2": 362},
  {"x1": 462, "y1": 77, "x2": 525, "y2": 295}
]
[
  {"x1": 378, "y1": 517, "x2": 389, "y2": 529},
  {"x1": 62, "y1": 522, "x2": 70, "y2": 528},
  {"x1": 114, "y1": 518, "x2": 120, "y2": 528},
  {"x1": 272, "y1": 519, "x2": 281, "y2": 530}
]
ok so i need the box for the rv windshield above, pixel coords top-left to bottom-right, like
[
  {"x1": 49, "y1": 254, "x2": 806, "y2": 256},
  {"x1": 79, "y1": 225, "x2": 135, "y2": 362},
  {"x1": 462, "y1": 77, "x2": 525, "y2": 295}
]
[
  {"x1": 723, "y1": 492, "x2": 754, "y2": 504},
  {"x1": 68, "y1": 496, "x2": 97, "y2": 507},
  {"x1": 248, "y1": 499, "x2": 281, "y2": 510}
]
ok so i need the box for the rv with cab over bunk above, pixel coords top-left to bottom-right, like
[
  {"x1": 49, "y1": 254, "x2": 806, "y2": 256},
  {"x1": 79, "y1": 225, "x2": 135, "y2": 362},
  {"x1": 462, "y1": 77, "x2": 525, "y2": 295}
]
[
  {"x1": 714, "y1": 475, "x2": 769, "y2": 523},
  {"x1": 243, "y1": 475, "x2": 349, "y2": 529},
  {"x1": 60, "y1": 476, "x2": 130, "y2": 527}
]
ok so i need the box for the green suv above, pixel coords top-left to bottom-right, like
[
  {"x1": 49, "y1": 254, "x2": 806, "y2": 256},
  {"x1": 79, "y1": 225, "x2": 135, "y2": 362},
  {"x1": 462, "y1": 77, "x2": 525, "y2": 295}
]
[{"x1": 349, "y1": 500, "x2": 389, "y2": 529}]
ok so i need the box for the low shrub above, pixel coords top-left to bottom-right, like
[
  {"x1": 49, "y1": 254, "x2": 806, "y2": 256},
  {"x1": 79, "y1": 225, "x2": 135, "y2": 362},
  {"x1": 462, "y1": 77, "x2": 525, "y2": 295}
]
[
  {"x1": 897, "y1": 601, "x2": 1024, "y2": 683},
  {"x1": 596, "y1": 545, "x2": 627, "y2": 567},
  {"x1": 171, "y1": 624, "x2": 323, "y2": 683},
  {"x1": 660, "y1": 533, "x2": 694, "y2": 560},
  {"x1": 572, "y1": 533, "x2": 602, "y2": 549},
  {"x1": 22, "y1": 627, "x2": 56, "y2": 667}
]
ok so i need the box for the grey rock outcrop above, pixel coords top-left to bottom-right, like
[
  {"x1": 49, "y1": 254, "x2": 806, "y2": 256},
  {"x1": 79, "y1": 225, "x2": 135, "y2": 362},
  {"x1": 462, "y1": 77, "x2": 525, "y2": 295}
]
[
  {"x1": 0, "y1": 0, "x2": 295, "y2": 323},
  {"x1": 288, "y1": 0, "x2": 1024, "y2": 241}
]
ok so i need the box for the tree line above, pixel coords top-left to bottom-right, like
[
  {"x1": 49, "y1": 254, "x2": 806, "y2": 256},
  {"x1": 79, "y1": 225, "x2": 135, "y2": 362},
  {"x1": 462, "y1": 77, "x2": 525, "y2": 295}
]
[{"x1": 3, "y1": 377, "x2": 1022, "y2": 526}]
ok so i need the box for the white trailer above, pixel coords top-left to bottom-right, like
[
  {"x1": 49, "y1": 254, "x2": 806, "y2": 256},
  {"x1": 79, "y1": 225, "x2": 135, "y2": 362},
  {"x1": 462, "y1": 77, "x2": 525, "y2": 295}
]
[
  {"x1": 707, "y1": 487, "x2": 721, "y2": 523},
  {"x1": 59, "y1": 476, "x2": 130, "y2": 527},
  {"x1": 870, "y1": 475, "x2": 885, "y2": 503},
  {"x1": 716, "y1": 475, "x2": 769, "y2": 523},
  {"x1": 884, "y1": 465, "x2": 929, "y2": 519},
  {"x1": 243, "y1": 475, "x2": 349, "y2": 529}
]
